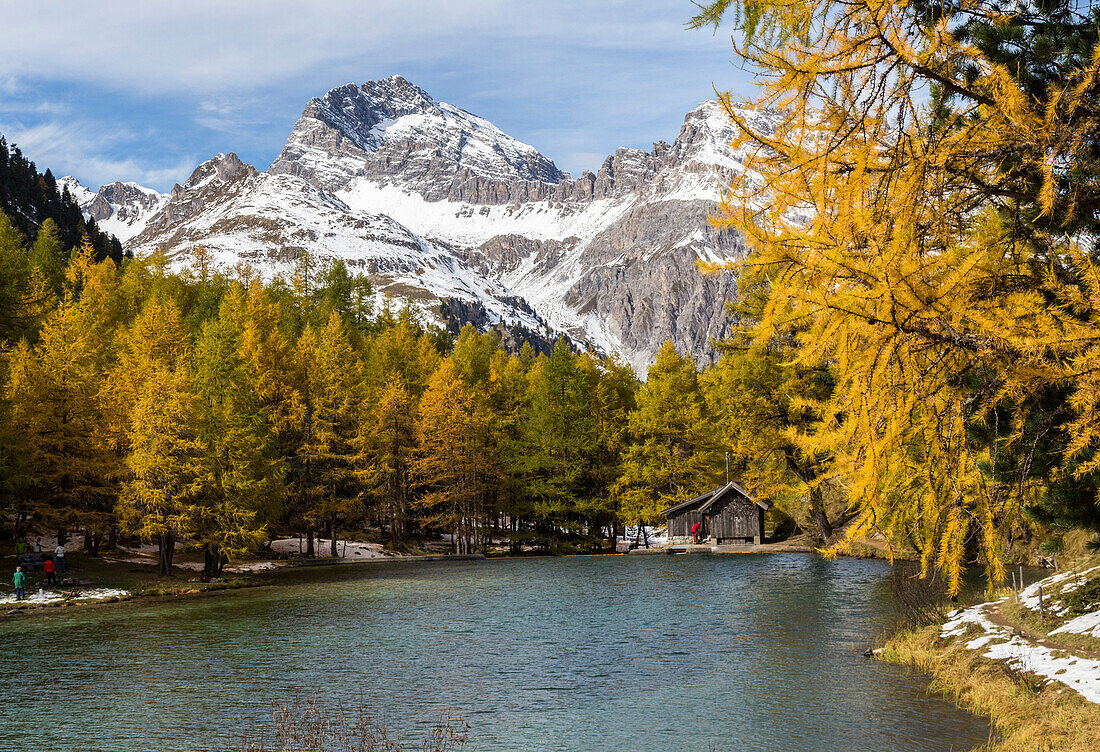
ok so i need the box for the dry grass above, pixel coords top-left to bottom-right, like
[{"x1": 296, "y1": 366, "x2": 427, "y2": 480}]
[
  {"x1": 881, "y1": 627, "x2": 1100, "y2": 751},
  {"x1": 225, "y1": 697, "x2": 469, "y2": 752},
  {"x1": 998, "y1": 599, "x2": 1100, "y2": 656}
]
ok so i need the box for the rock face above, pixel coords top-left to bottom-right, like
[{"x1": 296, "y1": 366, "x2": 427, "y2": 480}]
[
  {"x1": 125, "y1": 153, "x2": 549, "y2": 337},
  {"x1": 59, "y1": 176, "x2": 168, "y2": 243},
  {"x1": 330, "y1": 93, "x2": 768, "y2": 371},
  {"x1": 269, "y1": 75, "x2": 566, "y2": 203},
  {"x1": 94, "y1": 77, "x2": 776, "y2": 373}
]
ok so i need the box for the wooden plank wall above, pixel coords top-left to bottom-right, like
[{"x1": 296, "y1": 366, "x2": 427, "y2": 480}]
[
  {"x1": 709, "y1": 496, "x2": 761, "y2": 542},
  {"x1": 667, "y1": 493, "x2": 765, "y2": 542},
  {"x1": 668, "y1": 509, "x2": 704, "y2": 537}
]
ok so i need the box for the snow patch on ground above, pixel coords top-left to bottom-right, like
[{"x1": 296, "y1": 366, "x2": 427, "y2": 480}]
[
  {"x1": 1, "y1": 588, "x2": 128, "y2": 606},
  {"x1": 170, "y1": 560, "x2": 288, "y2": 573},
  {"x1": 268, "y1": 538, "x2": 398, "y2": 560},
  {"x1": 1051, "y1": 610, "x2": 1100, "y2": 639},
  {"x1": 620, "y1": 526, "x2": 669, "y2": 548},
  {"x1": 941, "y1": 593, "x2": 1100, "y2": 703},
  {"x1": 1019, "y1": 565, "x2": 1100, "y2": 616}
]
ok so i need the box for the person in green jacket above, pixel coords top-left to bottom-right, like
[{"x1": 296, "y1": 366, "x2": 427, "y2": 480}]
[{"x1": 12, "y1": 566, "x2": 26, "y2": 601}]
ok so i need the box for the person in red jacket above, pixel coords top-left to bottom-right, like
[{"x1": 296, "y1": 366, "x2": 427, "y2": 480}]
[
  {"x1": 691, "y1": 521, "x2": 701, "y2": 544},
  {"x1": 43, "y1": 556, "x2": 57, "y2": 587}
]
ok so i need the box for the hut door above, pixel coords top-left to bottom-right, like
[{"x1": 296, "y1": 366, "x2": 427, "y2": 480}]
[{"x1": 702, "y1": 514, "x2": 710, "y2": 541}]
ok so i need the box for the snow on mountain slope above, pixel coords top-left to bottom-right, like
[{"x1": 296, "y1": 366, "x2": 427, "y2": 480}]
[
  {"x1": 57, "y1": 176, "x2": 97, "y2": 207},
  {"x1": 127, "y1": 153, "x2": 548, "y2": 334},
  {"x1": 269, "y1": 75, "x2": 564, "y2": 199},
  {"x1": 59, "y1": 176, "x2": 169, "y2": 243},
  {"x1": 103, "y1": 78, "x2": 779, "y2": 371},
  {"x1": 330, "y1": 95, "x2": 773, "y2": 371}
]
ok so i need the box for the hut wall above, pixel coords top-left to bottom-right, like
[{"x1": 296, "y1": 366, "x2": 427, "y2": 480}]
[
  {"x1": 709, "y1": 496, "x2": 762, "y2": 542},
  {"x1": 668, "y1": 509, "x2": 704, "y2": 538}
]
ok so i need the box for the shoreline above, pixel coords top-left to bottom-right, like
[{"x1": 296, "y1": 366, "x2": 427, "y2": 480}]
[
  {"x1": 878, "y1": 563, "x2": 1100, "y2": 751},
  {"x1": 3, "y1": 541, "x2": 838, "y2": 619},
  {"x1": 0, "y1": 536, "x2": 945, "y2": 620},
  {"x1": 1, "y1": 550, "x2": 490, "y2": 618}
]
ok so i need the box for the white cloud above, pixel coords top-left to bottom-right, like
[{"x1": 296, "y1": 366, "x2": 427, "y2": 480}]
[
  {"x1": 0, "y1": 1, "x2": 509, "y2": 93},
  {"x1": 0, "y1": 2, "x2": 732, "y2": 94},
  {"x1": 0, "y1": 1, "x2": 748, "y2": 183},
  {"x1": 0, "y1": 119, "x2": 195, "y2": 190}
]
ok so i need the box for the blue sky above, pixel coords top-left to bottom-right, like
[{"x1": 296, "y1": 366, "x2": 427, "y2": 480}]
[{"x1": 0, "y1": 1, "x2": 754, "y2": 192}]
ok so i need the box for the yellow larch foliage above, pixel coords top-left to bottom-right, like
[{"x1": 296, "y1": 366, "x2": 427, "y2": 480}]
[
  {"x1": 412, "y1": 358, "x2": 491, "y2": 555},
  {"x1": 694, "y1": 0, "x2": 1100, "y2": 593}
]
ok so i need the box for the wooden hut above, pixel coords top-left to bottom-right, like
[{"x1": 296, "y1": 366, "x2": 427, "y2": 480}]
[{"x1": 662, "y1": 481, "x2": 771, "y2": 545}]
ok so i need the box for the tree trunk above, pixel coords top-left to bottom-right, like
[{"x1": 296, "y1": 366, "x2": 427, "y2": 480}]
[
  {"x1": 158, "y1": 533, "x2": 175, "y2": 577},
  {"x1": 810, "y1": 489, "x2": 833, "y2": 544},
  {"x1": 330, "y1": 513, "x2": 338, "y2": 558},
  {"x1": 305, "y1": 528, "x2": 315, "y2": 558},
  {"x1": 107, "y1": 526, "x2": 118, "y2": 551},
  {"x1": 203, "y1": 546, "x2": 220, "y2": 578}
]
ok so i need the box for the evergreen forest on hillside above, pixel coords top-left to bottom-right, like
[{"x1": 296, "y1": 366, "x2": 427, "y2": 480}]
[{"x1": 0, "y1": 136, "x2": 125, "y2": 264}]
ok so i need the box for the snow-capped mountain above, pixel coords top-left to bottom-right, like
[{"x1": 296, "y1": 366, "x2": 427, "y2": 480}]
[
  {"x1": 128, "y1": 152, "x2": 547, "y2": 335},
  {"x1": 269, "y1": 77, "x2": 564, "y2": 199},
  {"x1": 101, "y1": 76, "x2": 776, "y2": 372},
  {"x1": 59, "y1": 176, "x2": 168, "y2": 243}
]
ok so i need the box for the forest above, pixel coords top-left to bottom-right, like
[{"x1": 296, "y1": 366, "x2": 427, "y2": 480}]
[
  {"x1": 0, "y1": 208, "x2": 782, "y2": 575},
  {"x1": 4, "y1": 0, "x2": 1100, "y2": 595}
]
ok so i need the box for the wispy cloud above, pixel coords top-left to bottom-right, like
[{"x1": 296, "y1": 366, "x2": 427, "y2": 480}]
[
  {"x1": 195, "y1": 97, "x2": 266, "y2": 134},
  {"x1": 0, "y1": 1, "x2": 748, "y2": 183},
  {"x1": 0, "y1": 1, "x2": 510, "y2": 93},
  {"x1": 1, "y1": 118, "x2": 195, "y2": 190},
  {"x1": 0, "y1": 74, "x2": 20, "y2": 96}
]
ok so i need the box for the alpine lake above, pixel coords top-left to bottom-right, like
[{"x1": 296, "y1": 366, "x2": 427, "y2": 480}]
[{"x1": 0, "y1": 553, "x2": 996, "y2": 752}]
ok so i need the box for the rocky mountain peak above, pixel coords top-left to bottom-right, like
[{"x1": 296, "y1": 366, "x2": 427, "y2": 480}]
[
  {"x1": 93, "y1": 79, "x2": 772, "y2": 371},
  {"x1": 57, "y1": 175, "x2": 97, "y2": 206},
  {"x1": 58, "y1": 176, "x2": 168, "y2": 243},
  {"x1": 172, "y1": 152, "x2": 256, "y2": 199},
  {"x1": 270, "y1": 76, "x2": 565, "y2": 198},
  {"x1": 359, "y1": 75, "x2": 438, "y2": 118},
  {"x1": 87, "y1": 181, "x2": 164, "y2": 221}
]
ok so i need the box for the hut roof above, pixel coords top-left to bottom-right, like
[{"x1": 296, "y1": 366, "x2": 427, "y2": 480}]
[{"x1": 660, "y1": 481, "x2": 771, "y2": 517}]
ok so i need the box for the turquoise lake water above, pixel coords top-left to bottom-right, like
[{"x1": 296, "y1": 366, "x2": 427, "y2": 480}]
[{"x1": 0, "y1": 554, "x2": 992, "y2": 751}]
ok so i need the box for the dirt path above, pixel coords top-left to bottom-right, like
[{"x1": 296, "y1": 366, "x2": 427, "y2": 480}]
[{"x1": 986, "y1": 601, "x2": 1100, "y2": 660}]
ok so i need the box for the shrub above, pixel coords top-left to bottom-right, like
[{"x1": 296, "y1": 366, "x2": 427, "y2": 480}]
[{"x1": 1063, "y1": 576, "x2": 1100, "y2": 616}]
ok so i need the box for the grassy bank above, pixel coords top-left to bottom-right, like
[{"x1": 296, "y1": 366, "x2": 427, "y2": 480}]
[
  {"x1": 2, "y1": 550, "x2": 261, "y2": 609},
  {"x1": 882, "y1": 626, "x2": 1099, "y2": 751},
  {"x1": 879, "y1": 550, "x2": 1100, "y2": 752}
]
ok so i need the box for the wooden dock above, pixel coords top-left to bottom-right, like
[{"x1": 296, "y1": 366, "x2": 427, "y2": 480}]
[{"x1": 629, "y1": 543, "x2": 768, "y2": 555}]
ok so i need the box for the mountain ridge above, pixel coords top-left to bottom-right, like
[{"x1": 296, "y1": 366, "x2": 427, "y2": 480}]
[{"x1": 62, "y1": 78, "x2": 771, "y2": 372}]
